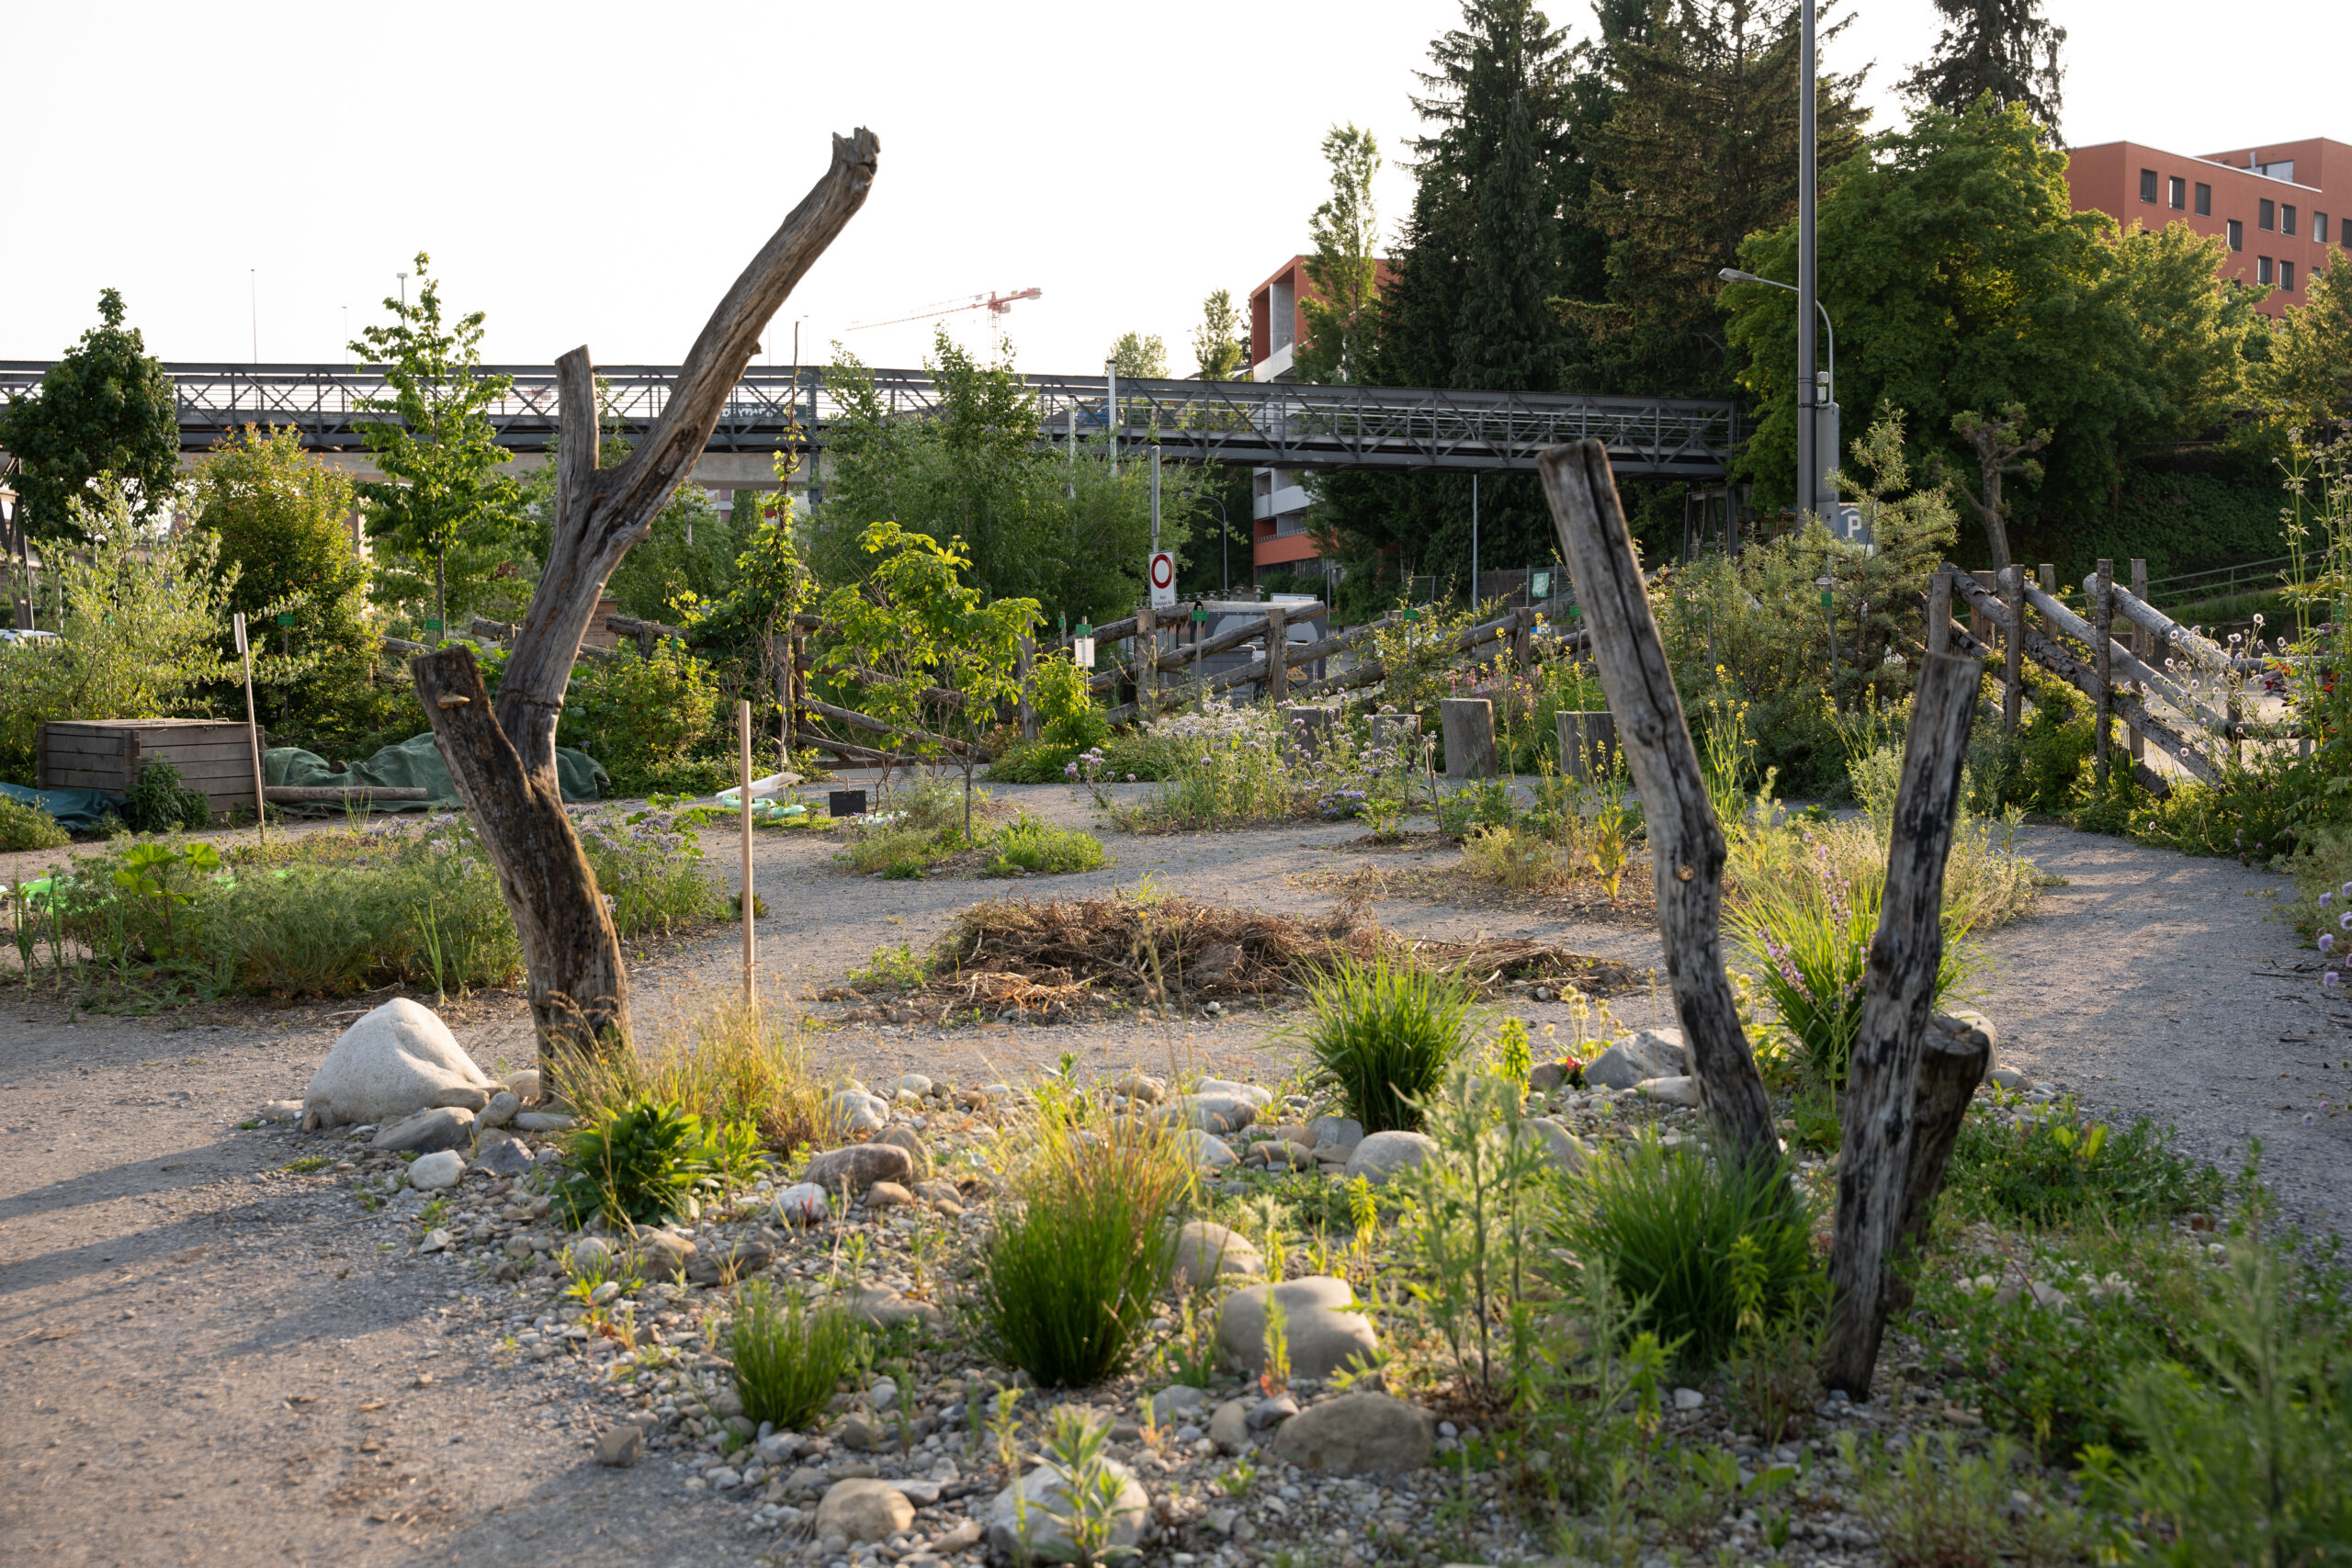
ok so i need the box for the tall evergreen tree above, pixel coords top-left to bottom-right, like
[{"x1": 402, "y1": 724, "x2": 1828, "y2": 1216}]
[{"x1": 1898, "y1": 0, "x2": 2065, "y2": 141}]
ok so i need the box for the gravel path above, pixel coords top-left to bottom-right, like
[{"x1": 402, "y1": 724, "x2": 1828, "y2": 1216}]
[{"x1": 4, "y1": 791, "x2": 2346, "y2": 1562}]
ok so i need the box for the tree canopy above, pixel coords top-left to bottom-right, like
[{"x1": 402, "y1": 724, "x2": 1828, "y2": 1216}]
[
  {"x1": 1295, "y1": 124, "x2": 1385, "y2": 385},
  {"x1": 0, "y1": 288, "x2": 181, "y2": 542},
  {"x1": 1191, "y1": 290, "x2": 1247, "y2": 380},
  {"x1": 1898, "y1": 0, "x2": 2065, "y2": 141}
]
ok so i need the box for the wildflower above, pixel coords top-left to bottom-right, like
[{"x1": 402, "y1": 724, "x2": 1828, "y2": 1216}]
[{"x1": 2324, "y1": 934, "x2": 2336, "y2": 953}]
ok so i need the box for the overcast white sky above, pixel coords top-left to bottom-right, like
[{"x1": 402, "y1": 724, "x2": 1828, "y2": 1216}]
[{"x1": 7, "y1": 1, "x2": 2346, "y2": 378}]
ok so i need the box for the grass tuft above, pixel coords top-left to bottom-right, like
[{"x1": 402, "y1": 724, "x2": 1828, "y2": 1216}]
[
  {"x1": 730, "y1": 1279, "x2": 862, "y2": 1430},
  {"x1": 1293, "y1": 953, "x2": 1478, "y2": 1134}
]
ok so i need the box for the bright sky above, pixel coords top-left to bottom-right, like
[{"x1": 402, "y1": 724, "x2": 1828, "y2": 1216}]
[{"x1": 8, "y1": 1, "x2": 2346, "y2": 380}]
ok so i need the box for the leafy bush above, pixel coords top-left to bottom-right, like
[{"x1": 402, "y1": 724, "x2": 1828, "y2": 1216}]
[
  {"x1": 1034, "y1": 649, "x2": 1110, "y2": 751},
  {"x1": 559, "y1": 640, "x2": 725, "y2": 795},
  {"x1": 119, "y1": 761, "x2": 211, "y2": 834},
  {"x1": 730, "y1": 1280, "x2": 862, "y2": 1430},
  {"x1": 1946, "y1": 1099, "x2": 2223, "y2": 1225},
  {"x1": 1561, "y1": 1139, "x2": 1817, "y2": 1372},
  {"x1": 1294, "y1": 954, "x2": 1478, "y2": 1134},
  {"x1": 556, "y1": 1096, "x2": 761, "y2": 1226},
  {"x1": 0, "y1": 795, "x2": 68, "y2": 851},
  {"x1": 842, "y1": 823, "x2": 955, "y2": 879},
  {"x1": 984, "y1": 814, "x2": 1106, "y2": 877},
  {"x1": 973, "y1": 1100, "x2": 1188, "y2": 1387},
  {"x1": 1460, "y1": 822, "x2": 1568, "y2": 893}
]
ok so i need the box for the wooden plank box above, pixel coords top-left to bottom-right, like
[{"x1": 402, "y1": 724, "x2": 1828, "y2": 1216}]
[{"x1": 37, "y1": 718, "x2": 257, "y2": 822}]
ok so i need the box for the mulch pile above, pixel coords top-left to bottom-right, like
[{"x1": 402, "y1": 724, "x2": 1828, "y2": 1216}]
[{"x1": 833, "y1": 893, "x2": 1649, "y2": 1021}]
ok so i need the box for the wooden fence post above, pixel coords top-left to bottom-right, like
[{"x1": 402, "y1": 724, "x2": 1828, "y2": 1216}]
[
  {"x1": 1557, "y1": 710, "x2": 1618, "y2": 781},
  {"x1": 2038, "y1": 561, "x2": 2056, "y2": 596},
  {"x1": 1537, "y1": 439, "x2": 1778, "y2": 1173},
  {"x1": 1017, "y1": 636, "x2": 1037, "y2": 740},
  {"x1": 2000, "y1": 566, "x2": 2023, "y2": 735},
  {"x1": 1969, "y1": 569, "x2": 1995, "y2": 648},
  {"x1": 1440, "y1": 697, "x2": 1498, "y2": 778},
  {"x1": 1925, "y1": 566, "x2": 1951, "y2": 656},
  {"x1": 2093, "y1": 558, "x2": 2114, "y2": 787},
  {"x1": 1264, "y1": 604, "x2": 1288, "y2": 704},
  {"x1": 2128, "y1": 559, "x2": 2147, "y2": 766},
  {"x1": 1136, "y1": 604, "x2": 1157, "y2": 719},
  {"x1": 1822, "y1": 649, "x2": 1980, "y2": 1397}
]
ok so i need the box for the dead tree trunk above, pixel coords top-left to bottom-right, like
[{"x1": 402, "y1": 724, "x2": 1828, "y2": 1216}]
[
  {"x1": 413, "y1": 129, "x2": 879, "y2": 1075},
  {"x1": 1822, "y1": 649, "x2": 1978, "y2": 1396},
  {"x1": 1537, "y1": 440, "x2": 1777, "y2": 1173}
]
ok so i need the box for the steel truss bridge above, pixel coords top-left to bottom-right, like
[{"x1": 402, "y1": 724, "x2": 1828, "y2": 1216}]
[{"x1": 0, "y1": 362, "x2": 1736, "y2": 479}]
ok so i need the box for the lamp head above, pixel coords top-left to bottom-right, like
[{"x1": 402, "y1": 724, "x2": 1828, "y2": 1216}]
[{"x1": 1719, "y1": 267, "x2": 1758, "y2": 284}]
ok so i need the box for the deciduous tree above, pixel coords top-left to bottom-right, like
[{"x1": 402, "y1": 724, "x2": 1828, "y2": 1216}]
[
  {"x1": 0, "y1": 289, "x2": 180, "y2": 541},
  {"x1": 1295, "y1": 124, "x2": 1385, "y2": 385},
  {"x1": 1190, "y1": 289, "x2": 1247, "y2": 380}
]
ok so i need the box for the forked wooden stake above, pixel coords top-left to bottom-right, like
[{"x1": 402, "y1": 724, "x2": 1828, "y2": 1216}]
[{"x1": 1536, "y1": 440, "x2": 1776, "y2": 1172}]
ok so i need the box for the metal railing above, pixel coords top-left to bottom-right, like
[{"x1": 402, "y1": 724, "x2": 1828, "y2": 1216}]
[
  {"x1": 0, "y1": 362, "x2": 1738, "y2": 479},
  {"x1": 2143, "y1": 554, "x2": 2295, "y2": 609}
]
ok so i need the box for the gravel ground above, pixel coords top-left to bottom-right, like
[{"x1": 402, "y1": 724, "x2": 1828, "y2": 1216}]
[{"x1": 4, "y1": 785, "x2": 2346, "y2": 1564}]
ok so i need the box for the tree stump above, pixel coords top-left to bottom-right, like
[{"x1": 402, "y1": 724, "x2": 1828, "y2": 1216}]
[
  {"x1": 1440, "y1": 698, "x2": 1497, "y2": 778},
  {"x1": 1555, "y1": 709, "x2": 1618, "y2": 781},
  {"x1": 1283, "y1": 705, "x2": 1335, "y2": 759}
]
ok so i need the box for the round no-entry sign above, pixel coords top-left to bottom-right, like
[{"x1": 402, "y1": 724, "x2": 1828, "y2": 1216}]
[{"x1": 1148, "y1": 550, "x2": 1176, "y2": 607}]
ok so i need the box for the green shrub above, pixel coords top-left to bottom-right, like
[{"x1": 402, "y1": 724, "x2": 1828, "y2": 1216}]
[
  {"x1": 0, "y1": 795, "x2": 68, "y2": 851},
  {"x1": 842, "y1": 824, "x2": 953, "y2": 878},
  {"x1": 1034, "y1": 649, "x2": 1110, "y2": 751},
  {"x1": 731, "y1": 1280, "x2": 862, "y2": 1430},
  {"x1": 1946, "y1": 1099, "x2": 2223, "y2": 1226},
  {"x1": 555, "y1": 1096, "x2": 759, "y2": 1227},
  {"x1": 984, "y1": 814, "x2": 1107, "y2": 877},
  {"x1": 974, "y1": 1104, "x2": 1189, "y2": 1387},
  {"x1": 1294, "y1": 954, "x2": 1478, "y2": 1134},
  {"x1": 1561, "y1": 1138, "x2": 1817, "y2": 1372},
  {"x1": 119, "y1": 761, "x2": 210, "y2": 834},
  {"x1": 559, "y1": 640, "x2": 725, "y2": 795}
]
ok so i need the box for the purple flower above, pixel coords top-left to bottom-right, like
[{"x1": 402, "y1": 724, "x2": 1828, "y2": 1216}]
[
  {"x1": 2324, "y1": 934, "x2": 2336, "y2": 953},
  {"x1": 2325, "y1": 892, "x2": 2335, "y2": 907},
  {"x1": 2328, "y1": 971, "x2": 2341, "y2": 987}
]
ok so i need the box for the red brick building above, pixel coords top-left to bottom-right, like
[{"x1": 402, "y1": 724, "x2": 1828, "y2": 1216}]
[
  {"x1": 2066, "y1": 137, "x2": 2350, "y2": 315},
  {"x1": 1244, "y1": 255, "x2": 1393, "y2": 582}
]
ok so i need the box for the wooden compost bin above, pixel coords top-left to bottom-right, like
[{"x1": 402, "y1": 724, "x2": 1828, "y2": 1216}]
[{"x1": 37, "y1": 719, "x2": 257, "y2": 822}]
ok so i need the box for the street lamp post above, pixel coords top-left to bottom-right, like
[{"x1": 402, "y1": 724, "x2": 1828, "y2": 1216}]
[
  {"x1": 1718, "y1": 268, "x2": 1834, "y2": 409},
  {"x1": 1207, "y1": 494, "x2": 1234, "y2": 597},
  {"x1": 1721, "y1": 265, "x2": 1849, "y2": 531}
]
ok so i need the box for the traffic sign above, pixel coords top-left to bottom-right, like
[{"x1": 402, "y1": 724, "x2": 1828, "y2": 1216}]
[{"x1": 1148, "y1": 550, "x2": 1176, "y2": 609}]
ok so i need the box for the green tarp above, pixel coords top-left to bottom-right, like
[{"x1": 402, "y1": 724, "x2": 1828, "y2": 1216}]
[
  {"x1": 0, "y1": 781, "x2": 119, "y2": 833},
  {"x1": 264, "y1": 731, "x2": 609, "y2": 812}
]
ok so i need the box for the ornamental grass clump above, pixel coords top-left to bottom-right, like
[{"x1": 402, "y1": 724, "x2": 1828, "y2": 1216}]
[
  {"x1": 730, "y1": 1280, "x2": 862, "y2": 1431},
  {"x1": 974, "y1": 1089, "x2": 1189, "y2": 1388},
  {"x1": 1295, "y1": 953, "x2": 1479, "y2": 1133},
  {"x1": 559, "y1": 992, "x2": 824, "y2": 1154}
]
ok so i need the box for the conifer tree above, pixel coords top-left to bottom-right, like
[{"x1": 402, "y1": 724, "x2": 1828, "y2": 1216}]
[{"x1": 1898, "y1": 0, "x2": 2065, "y2": 141}]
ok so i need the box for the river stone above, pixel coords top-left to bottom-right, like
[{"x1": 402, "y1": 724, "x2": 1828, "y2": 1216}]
[
  {"x1": 1110, "y1": 1072, "x2": 1166, "y2": 1104},
  {"x1": 407, "y1": 1149, "x2": 464, "y2": 1190},
  {"x1": 873, "y1": 1125, "x2": 933, "y2": 1180},
  {"x1": 985, "y1": 1458, "x2": 1149, "y2": 1561},
  {"x1": 895, "y1": 1073, "x2": 933, "y2": 1098},
  {"x1": 1272, "y1": 1392, "x2": 1435, "y2": 1475},
  {"x1": 474, "y1": 1130, "x2": 536, "y2": 1177},
  {"x1": 370, "y1": 1106, "x2": 476, "y2": 1155},
  {"x1": 1209, "y1": 1397, "x2": 1250, "y2": 1452},
  {"x1": 477, "y1": 1090, "x2": 520, "y2": 1129},
  {"x1": 1531, "y1": 1117, "x2": 1591, "y2": 1175},
  {"x1": 503, "y1": 1067, "x2": 542, "y2": 1105},
  {"x1": 1165, "y1": 1094, "x2": 1258, "y2": 1135},
  {"x1": 1174, "y1": 1221, "x2": 1263, "y2": 1290},
  {"x1": 1585, "y1": 1027, "x2": 1688, "y2": 1089},
  {"x1": 1175, "y1": 1129, "x2": 1237, "y2": 1170},
  {"x1": 596, "y1": 1423, "x2": 643, "y2": 1466},
  {"x1": 816, "y1": 1478, "x2": 915, "y2": 1543},
  {"x1": 629, "y1": 1228, "x2": 696, "y2": 1280},
  {"x1": 1343, "y1": 1130, "x2": 1438, "y2": 1186},
  {"x1": 1196, "y1": 1077, "x2": 1272, "y2": 1107},
  {"x1": 1527, "y1": 1061, "x2": 1570, "y2": 1094},
  {"x1": 807, "y1": 1143, "x2": 914, "y2": 1193},
  {"x1": 775, "y1": 1182, "x2": 829, "y2": 1224},
  {"x1": 686, "y1": 1238, "x2": 775, "y2": 1286},
  {"x1": 1216, "y1": 1277, "x2": 1377, "y2": 1379},
  {"x1": 304, "y1": 998, "x2": 496, "y2": 1127},
  {"x1": 824, "y1": 1089, "x2": 890, "y2": 1136},
  {"x1": 1308, "y1": 1114, "x2": 1364, "y2": 1151},
  {"x1": 842, "y1": 1281, "x2": 944, "y2": 1332},
  {"x1": 1636, "y1": 1076, "x2": 1701, "y2": 1109}
]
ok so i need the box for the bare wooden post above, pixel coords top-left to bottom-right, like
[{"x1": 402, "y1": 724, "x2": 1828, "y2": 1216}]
[
  {"x1": 1896, "y1": 1014, "x2": 1992, "y2": 1257},
  {"x1": 2128, "y1": 559, "x2": 2147, "y2": 765},
  {"x1": 1284, "y1": 705, "x2": 1335, "y2": 758},
  {"x1": 1538, "y1": 440, "x2": 1777, "y2": 1171},
  {"x1": 1440, "y1": 697, "x2": 1498, "y2": 777},
  {"x1": 1264, "y1": 604, "x2": 1288, "y2": 704},
  {"x1": 1925, "y1": 566, "x2": 1951, "y2": 656},
  {"x1": 1510, "y1": 605, "x2": 1535, "y2": 669},
  {"x1": 1557, "y1": 710, "x2": 1619, "y2": 781},
  {"x1": 2093, "y1": 558, "x2": 2114, "y2": 788},
  {"x1": 1136, "y1": 604, "x2": 1158, "y2": 719},
  {"x1": 233, "y1": 613, "x2": 266, "y2": 842},
  {"x1": 413, "y1": 128, "x2": 877, "y2": 1070},
  {"x1": 1016, "y1": 636, "x2": 1037, "y2": 740},
  {"x1": 2037, "y1": 561, "x2": 2055, "y2": 596},
  {"x1": 739, "y1": 700, "x2": 755, "y2": 1007},
  {"x1": 2000, "y1": 565, "x2": 2024, "y2": 735},
  {"x1": 1968, "y1": 569, "x2": 1994, "y2": 647},
  {"x1": 787, "y1": 626, "x2": 808, "y2": 759},
  {"x1": 1822, "y1": 649, "x2": 1980, "y2": 1396}
]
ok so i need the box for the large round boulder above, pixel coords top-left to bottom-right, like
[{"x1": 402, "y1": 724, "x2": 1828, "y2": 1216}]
[
  {"x1": 985, "y1": 1458, "x2": 1149, "y2": 1561},
  {"x1": 1272, "y1": 1392, "x2": 1435, "y2": 1475},
  {"x1": 303, "y1": 998, "x2": 495, "y2": 1127},
  {"x1": 1215, "y1": 1277, "x2": 1377, "y2": 1380}
]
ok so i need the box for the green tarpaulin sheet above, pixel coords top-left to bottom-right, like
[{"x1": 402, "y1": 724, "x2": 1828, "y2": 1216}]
[
  {"x1": 263, "y1": 731, "x2": 609, "y2": 812},
  {"x1": 0, "y1": 781, "x2": 119, "y2": 833}
]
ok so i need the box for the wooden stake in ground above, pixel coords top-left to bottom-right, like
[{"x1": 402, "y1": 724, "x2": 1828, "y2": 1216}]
[
  {"x1": 1823, "y1": 649, "x2": 1979, "y2": 1396},
  {"x1": 740, "y1": 699, "x2": 755, "y2": 1008},
  {"x1": 1536, "y1": 439, "x2": 1776, "y2": 1172},
  {"x1": 411, "y1": 129, "x2": 877, "y2": 1071},
  {"x1": 233, "y1": 613, "x2": 266, "y2": 843}
]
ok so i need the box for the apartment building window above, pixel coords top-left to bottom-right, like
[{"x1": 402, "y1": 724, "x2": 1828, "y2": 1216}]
[
  {"x1": 2317, "y1": 212, "x2": 2330, "y2": 243},
  {"x1": 2168, "y1": 175, "x2": 2186, "y2": 209},
  {"x1": 2228, "y1": 219, "x2": 2244, "y2": 250},
  {"x1": 2283, "y1": 204, "x2": 2298, "y2": 237},
  {"x1": 2195, "y1": 182, "x2": 2212, "y2": 215},
  {"x1": 2281, "y1": 261, "x2": 2296, "y2": 292},
  {"x1": 2140, "y1": 168, "x2": 2159, "y2": 203},
  {"x1": 2258, "y1": 256, "x2": 2275, "y2": 285},
  {"x1": 2260, "y1": 198, "x2": 2276, "y2": 231}
]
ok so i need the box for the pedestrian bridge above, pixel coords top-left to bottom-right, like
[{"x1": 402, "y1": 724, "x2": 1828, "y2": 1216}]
[{"x1": 0, "y1": 363, "x2": 1736, "y2": 479}]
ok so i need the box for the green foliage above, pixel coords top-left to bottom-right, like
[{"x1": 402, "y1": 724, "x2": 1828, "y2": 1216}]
[
  {"x1": 1562, "y1": 1138, "x2": 1817, "y2": 1372},
  {"x1": 729, "y1": 1280, "x2": 861, "y2": 1431},
  {"x1": 974, "y1": 1108, "x2": 1188, "y2": 1388},
  {"x1": 1840, "y1": 1430, "x2": 2088, "y2": 1567},
  {"x1": 1191, "y1": 289, "x2": 1246, "y2": 381},
  {"x1": 558, "y1": 640, "x2": 726, "y2": 795},
  {"x1": 1947, "y1": 1098, "x2": 2223, "y2": 1225},
  {"x1": 849, "y1": 942, "x2": 927, "y2": 990},
  {"x1": 1033, "y1": 650, "x2": 1109, "y2": 750},
  {"x1": 0, "y1": 288, "x2": 180, "y2": 541},
  {"x1": 2256, "y1": 238, "x2": 2352, "y2": 434},
  {"x1": 557, "y1": 1096, "x2": 760, "y2": 1227},
  {"x1": 1295, "y1": 124, "x2": 1383, "y2": 385},
  {"x1": 0, "y1": 795, "x2": 68, "y2": 851},
  {"x1": 348, "y1": 253, "x2": 526, "y2": 629},
  {"x1": 119, "y1": 761, "x2": 210, "y2": 835},
  {"x1": 1293, "y1": 954, "x2": 1478, "y2": 1134},
  {"x1": 1897, "y1": 1, "x2": 2067, "y2": 133},
  {"x1": 984, "y1": 815, "x2": 1107, "y2": 877}
]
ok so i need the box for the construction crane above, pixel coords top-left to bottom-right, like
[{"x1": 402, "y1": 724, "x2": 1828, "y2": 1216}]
[{"x1": 846, "y1": 287, "x2": 1042, "y2": 333}]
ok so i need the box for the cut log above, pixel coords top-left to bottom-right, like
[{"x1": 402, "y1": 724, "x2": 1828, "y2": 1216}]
[
  {"x1": 1440, "y1": 697, "x2": 1497, "y2": 777},
  {"x1": 1823, "y1": 650, "x2": 1977, "y2": 1397},
  {"x1": 414, "y1": 128, "x2": 879, "y2": 1073},
  {"x1": 1538, "y1": 439, "x2": 1776, "y2": 1171},
  {"x1": 1895, "y1": 1013, "x2": 1992, "y2": 1258}
]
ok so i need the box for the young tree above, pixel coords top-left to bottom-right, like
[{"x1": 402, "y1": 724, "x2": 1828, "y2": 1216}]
[
  {"x1": 819, "y1": 521, "x2": 1037, "y2": 837},
  {"x1": 2260, "y1": 257, "x2": 2352, "y2": 434},
  {"x1": 0, "y1": 289, "x2": 180, "y2": 541},
  {"x1": 1296, "y1": 124, "x2": 1385, "y2": 385},
  {"x1": 1949, "y1": 404, "x2": 2049, "y2": 570},
  {"x1": 1898, "y1": 0, "x2": 2065, "y2": 141},
  {"x1": 349, "y1": 253, "x2": 526, "y2": 634},
  {"x1": 1106, "y1": 332, "x2": 1169, "y2": 378},
  {"x1": 1191, "y1": 289, "x2": 1247, "y2": 380}
]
